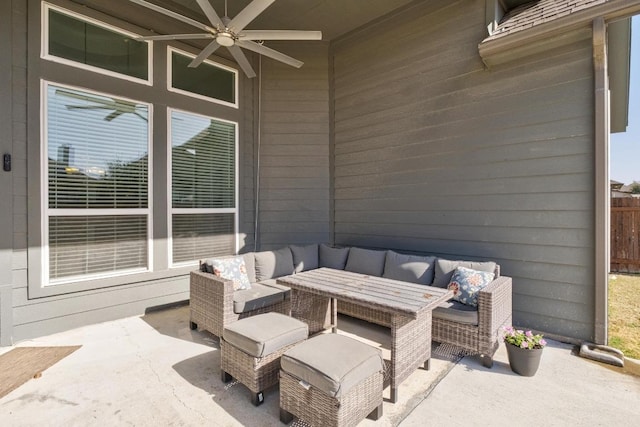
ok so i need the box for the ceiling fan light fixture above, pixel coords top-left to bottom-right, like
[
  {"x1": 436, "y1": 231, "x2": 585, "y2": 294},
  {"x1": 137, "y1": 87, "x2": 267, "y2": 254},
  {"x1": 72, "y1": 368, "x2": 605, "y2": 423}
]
[{"x1": 216, "y1": 33, "x2": 235, "y2": 46}]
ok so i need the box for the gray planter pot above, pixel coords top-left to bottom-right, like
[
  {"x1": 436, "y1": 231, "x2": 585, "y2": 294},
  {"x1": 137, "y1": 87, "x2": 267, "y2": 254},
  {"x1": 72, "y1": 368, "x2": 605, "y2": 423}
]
[{"x1": 505, "y1": 344, "x2": 543, "y2": 376}]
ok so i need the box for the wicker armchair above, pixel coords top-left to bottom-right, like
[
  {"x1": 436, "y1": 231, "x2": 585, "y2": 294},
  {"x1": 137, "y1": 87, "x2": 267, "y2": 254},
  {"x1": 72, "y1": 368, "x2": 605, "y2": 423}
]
[
  {"x1": 189, "y1": 270, "x2": 292, "y2": 338},
  {"x1": 432, "y1": 275, "x2": 512, "y2": 367}
]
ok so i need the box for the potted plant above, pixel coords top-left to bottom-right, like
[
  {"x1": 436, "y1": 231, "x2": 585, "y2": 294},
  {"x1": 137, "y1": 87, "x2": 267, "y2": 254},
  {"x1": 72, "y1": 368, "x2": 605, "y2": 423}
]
[{"x1": 503, "y1": 326, "x2": 547, "y2": 376}]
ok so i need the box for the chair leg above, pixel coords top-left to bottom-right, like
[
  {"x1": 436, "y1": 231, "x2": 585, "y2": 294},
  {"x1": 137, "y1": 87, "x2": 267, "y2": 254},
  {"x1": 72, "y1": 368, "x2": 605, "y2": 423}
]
[
  {"x1": 189, "y1": 321, "x2": 197, "y2": 330},
  {"x1": 481, "y1": 355, "x2": 493, "y2": 368},
  {"x1": 280, "y1": 408, "x2": 294, "y2": 424},
  {"x1": 367, "y1": 403, "x2": 383, "y2": 420},
  {"x1": 251, "y1": 391, "x2": 265, "y2": 406},
  {"x1": 221, "y1": 370, "x2": 232, "y2": 383}
]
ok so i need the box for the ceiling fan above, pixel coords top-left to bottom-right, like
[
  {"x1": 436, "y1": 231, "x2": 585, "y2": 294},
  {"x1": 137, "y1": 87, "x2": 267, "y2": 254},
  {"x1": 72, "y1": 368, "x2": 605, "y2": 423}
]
[
  {"x1": 56, "y1": 89, "x2": 148, "y2": 122},
  {"x1": 128, "y1": 0, "x2": 322, "y2": 78}
]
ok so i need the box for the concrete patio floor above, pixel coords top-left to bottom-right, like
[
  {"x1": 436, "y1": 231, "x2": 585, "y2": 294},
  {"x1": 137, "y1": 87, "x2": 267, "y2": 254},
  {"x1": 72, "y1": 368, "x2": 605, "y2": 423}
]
[{"x1": 1, "y1": 304, "x2": 639, "y2": 426}]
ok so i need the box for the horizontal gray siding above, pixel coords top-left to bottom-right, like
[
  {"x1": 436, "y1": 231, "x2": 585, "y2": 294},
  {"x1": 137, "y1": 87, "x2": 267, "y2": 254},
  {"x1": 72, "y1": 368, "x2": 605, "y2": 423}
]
[
  {"x1": 332, "y1": 0, "x2": 596, "y2": 340},
  {"x1": 0, "y1": 0, "x2": 16, "y2": 345},
  {"x1": 257, "y1": 42, "x2": 331, "y2": 250}
]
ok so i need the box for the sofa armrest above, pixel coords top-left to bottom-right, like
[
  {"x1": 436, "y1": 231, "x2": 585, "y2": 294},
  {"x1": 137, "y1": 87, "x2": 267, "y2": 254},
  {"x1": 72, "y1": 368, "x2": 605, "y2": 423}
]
[
  {"x1": 476, "y1": 275, "x2": 513, "y2": 342},
  {"x1": 190, "y1": 270, "x2": 235, "y2": 337}
]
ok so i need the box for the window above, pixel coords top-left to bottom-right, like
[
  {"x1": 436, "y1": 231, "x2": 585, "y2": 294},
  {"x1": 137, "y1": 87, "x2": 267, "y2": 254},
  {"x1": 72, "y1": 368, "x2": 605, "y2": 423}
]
[
  {"x1": 44, "y1": 82, "x2": 151, "y2": 283},
  {"x1": 169, "y1": 48, "x2": 237, "y2": 107},
  {"x1": 169, "y1": 109, "x2": 237, "y2": 264},
  {"x1": 43, "y1": 3, "x2": 150, "y2": 83},
  {"x1": 35, "y1": 5, "x2": 242, "y2": 293}
]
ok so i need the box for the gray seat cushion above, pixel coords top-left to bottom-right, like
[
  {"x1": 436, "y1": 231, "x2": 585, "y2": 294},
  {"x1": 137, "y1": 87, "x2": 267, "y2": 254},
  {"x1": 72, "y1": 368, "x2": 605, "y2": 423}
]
[
  {"x1": 319, "y1": 244, "x2": 350, "y2": 270},
  {"x1": 223, "y1": 312, "x2": 308, "y2": 358},
  {"x1": 344, "y1": 247, "x2": 387, "y2": 277},
  {"x1": 281, "y1": 334, "x2": 383, "y2": 398},
  {"x1": 259, "y1": 278, "x2": 291, "y2": 298},
  {"x1": 382, "y1": 251, "x2": 435, "y2": 285},
  {"x1": 432, "y1": 258, "x2": 497, "y2": 288},
  {"x1": 433, "y1": 300, "x2": 479, "y2": 325},
  {"x1": 233, "y1": 282, "x2": 286, "y2": 314},
  {"x1": 254, "y1": 247, "x2": 294, "y2": 281},
  {"x1": 290, "y1": 244, "x2": 319, "y2": 273}
]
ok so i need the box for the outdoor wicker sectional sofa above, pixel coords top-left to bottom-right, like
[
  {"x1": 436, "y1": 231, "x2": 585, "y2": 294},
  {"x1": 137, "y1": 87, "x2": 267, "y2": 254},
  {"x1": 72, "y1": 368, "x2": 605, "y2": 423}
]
[{"x1": 189, "y1": 244, "x2": 513, "y2": 367}]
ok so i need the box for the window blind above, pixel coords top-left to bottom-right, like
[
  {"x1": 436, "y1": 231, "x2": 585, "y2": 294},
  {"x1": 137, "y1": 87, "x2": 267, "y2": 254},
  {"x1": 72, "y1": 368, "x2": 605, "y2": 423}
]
[
  {"x1": 172, "y1": 213, "x2": 235, "y2": 263},
  {"x1": 49, "y1": 215, "x2": 148, "y2": 280},
  {"x1": 171, "y1": 111, "x2": 235, "y2": 209},
  {"x1": 170, "y1": 110, "x2": 236, "y2": 263},
  {"x1": 46, "y1": 83, "x2": 150, "y2": 281}
]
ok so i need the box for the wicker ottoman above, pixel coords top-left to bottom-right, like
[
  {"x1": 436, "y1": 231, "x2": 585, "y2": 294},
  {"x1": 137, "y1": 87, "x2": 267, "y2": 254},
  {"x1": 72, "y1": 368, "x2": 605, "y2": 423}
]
[
  {"x1": 221, "y1": 312, "x2": 308, "y2": 406},
  {"x1": 279, "y1": 334, "x2": 384, "y2": 426}
]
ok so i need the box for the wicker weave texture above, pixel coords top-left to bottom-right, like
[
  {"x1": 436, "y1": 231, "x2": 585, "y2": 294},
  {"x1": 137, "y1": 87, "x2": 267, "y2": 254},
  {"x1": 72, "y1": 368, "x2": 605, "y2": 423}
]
[
  {"x1": 280, "y1": 370, "x2": 383, "y2": 427},
  {"x1": 337, "y1": 301, "x2": 392, "y2": 328},
  {"x1": 291, "y1": 289, "x2": 332, "y2": 335},
  {"x1": 220, "y1": 338, "x2": 303, "y2": 394},
  {"x1": 190, "y1": 271, "x2": 291, "y2": 338},
  {"x1": 390, "y1": 309, "x2": 432, "y2": 389}
]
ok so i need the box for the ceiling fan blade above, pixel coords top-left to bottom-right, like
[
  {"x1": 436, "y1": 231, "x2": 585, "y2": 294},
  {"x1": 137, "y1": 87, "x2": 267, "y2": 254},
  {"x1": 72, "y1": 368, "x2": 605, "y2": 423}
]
[
  {"x1": 188, "y1": 40, "x2": 221, "y2": 68},
  {"x1": 238, "y1": 30, "x2": 322, "y2": 41},
  {"x1": 56, "y1": 89, "x2": 105, "y2": 103},
  {"x1": 236, "y1": 40, "x2": 303, "y2": 68},
  {"x1": 66, "y1": 105, "x2": 112, "y2": 110},
  {"x1": 134, "y1": 112, "x2": 149, "y2": 122},
  {"x1": 128, "y1": 0, "x2": 213, "y2": 32},
  {"x1": 195, "y1": 0, "x2": 224, "y2": 28},
  {"x1": 228, "y1": 0, "x2": 276, "y2": 32},
  {"x1": 104, "y1": 111, "x2": 123, "y2": 122},
  {"x1": 137, "y1": 33, "x2": 214, "y2": 41},
  {"x1": 227, "y1": 45, "x2": 256, "y2": 78}
]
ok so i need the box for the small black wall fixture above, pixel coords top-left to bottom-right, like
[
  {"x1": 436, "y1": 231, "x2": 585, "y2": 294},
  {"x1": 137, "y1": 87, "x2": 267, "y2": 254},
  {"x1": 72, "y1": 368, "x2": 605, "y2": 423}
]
[{"x1": 3, "y1": 154, "x2": 11, "y2": 172}]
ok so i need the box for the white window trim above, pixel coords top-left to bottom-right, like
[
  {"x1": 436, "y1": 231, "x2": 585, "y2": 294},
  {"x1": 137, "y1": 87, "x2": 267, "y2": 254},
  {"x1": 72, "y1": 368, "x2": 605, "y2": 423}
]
[
  {"x1": 41, "y1": 80, "x2": 154, "y2": 286},
  {"x1": 167, "y1": 46, "x2": 239, "y2": 109},
  {"x1": 41, "y1": 2, "x2": 153, "y2": 86},
  {"x1": 167, "y1": 107, "x2": 239, "y2": 268}
]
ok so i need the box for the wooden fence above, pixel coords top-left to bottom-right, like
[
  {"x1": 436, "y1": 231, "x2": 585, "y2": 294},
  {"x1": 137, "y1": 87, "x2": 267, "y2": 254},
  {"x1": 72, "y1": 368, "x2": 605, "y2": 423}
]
[{"x1": 611, "y1": 198, "x2": 640, "y2": 273}]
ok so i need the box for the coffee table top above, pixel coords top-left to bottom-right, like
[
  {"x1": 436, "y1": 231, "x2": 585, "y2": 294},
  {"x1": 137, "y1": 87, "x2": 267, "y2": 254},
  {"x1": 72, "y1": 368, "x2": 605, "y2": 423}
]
[{"x1": 277, "y1": 268, "x2": 453, "y2": 318}]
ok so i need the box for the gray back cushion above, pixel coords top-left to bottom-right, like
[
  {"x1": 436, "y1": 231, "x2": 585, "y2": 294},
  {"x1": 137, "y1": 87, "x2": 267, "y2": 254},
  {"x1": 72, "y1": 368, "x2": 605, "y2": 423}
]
[
  {"x1": 242, "y1": 252, "x2": 256, "y2": 283},
  {"x1": 432, "y1": 258, "x2": 497, "y2": 288},
  {"x1": 290, "y1": 244, "x2": 319, "y2": 273},
  {"x1": 254, "y1": 247, "x2": 294, "y2": 281},
  {"x1": 382, "y1": 251, "x2": 435, "y2": 285},
  {"x1": 319, "y1": 244, "x2": 350, "y2": 270},
  {"x1": 344, "y1": 247, "x2": 386, "y2": 277}
]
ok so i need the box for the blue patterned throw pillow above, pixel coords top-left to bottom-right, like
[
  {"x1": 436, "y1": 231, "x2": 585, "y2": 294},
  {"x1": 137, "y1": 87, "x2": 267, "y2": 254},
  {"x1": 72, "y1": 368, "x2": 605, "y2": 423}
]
[
  {"x1": 447, "y1": 266, "x2": 495, "y2": 307},
  {"x1": 210, "y1": 256, "x2": 252, "y2": 291}
]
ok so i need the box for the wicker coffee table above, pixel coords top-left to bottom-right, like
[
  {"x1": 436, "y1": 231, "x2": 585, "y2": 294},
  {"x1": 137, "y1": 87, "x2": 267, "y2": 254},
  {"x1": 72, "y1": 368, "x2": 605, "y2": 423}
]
[{"x1": 277, "y1": 268, "x2": 452, "y2": 403}]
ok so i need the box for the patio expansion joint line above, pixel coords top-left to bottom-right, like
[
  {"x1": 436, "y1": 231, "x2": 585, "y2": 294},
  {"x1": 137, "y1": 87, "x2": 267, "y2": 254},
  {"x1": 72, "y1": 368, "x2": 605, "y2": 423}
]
[{"x1": 118, "y1": 323, "x2": 208, "y2": 422}]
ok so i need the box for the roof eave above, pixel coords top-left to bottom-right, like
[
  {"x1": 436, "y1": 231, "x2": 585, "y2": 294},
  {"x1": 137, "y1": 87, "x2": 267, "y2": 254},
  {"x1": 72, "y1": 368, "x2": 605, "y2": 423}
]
[{"x1": 478, "y1": 0, "x2": 640, "y2": 67}]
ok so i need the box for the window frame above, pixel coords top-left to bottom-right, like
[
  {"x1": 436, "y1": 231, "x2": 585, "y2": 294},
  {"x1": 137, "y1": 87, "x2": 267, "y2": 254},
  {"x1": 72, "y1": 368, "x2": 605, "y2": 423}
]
[
  {"x1": 41, "y1": 2, "x2": 153, "y2": 86},
  {"x1": 167, "y1": 46, "x2": 239, "y2": 109},
  {"x1": 167, "y1": 107, "x2": 239, "y2": 268},
  {"x1": 41, "y1": 80, "x2": 154, "y2": 286}
]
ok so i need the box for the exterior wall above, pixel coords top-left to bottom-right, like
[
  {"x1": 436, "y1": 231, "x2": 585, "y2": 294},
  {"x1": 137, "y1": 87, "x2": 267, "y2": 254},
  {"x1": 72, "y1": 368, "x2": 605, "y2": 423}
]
[
  {"x1": 332, "y1": 0, "x2": 596, "y2": 340},
  {"x1": 5, "y1": 0, "x2": 257, "y2": 343},
  {"x1": 256, "y1": 42, "x2": 331, "y2": 250},
  {"x1": 1, "y1": 0, "x2": 604, "y2": 344},
  {"x1": 0, "y1": 0, "x2": 18, "y2": 346}
]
